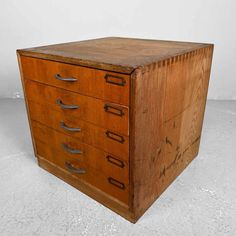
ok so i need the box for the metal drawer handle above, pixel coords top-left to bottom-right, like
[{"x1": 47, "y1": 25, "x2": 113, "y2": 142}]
[
  {"x1": 106, "y1": 155, "x2": 125, "y2": 168},
  {"x1": 61, "y1": 143, "x2": 83, "y2": 154},
  {"x1": 104, "y1": 104, "x2": 124, "y2": 116},
  {"x1": 56, "y1": 99, "x2": 80, "y2": 109},
  {"x1": 60, "y1": 121, "x2": 81, "y2": 132},
  {"x1": 65, "y1": 162, "x2": 86, "y2": 174},
  {"x1": 108, "y1": 177, "x2": 125, "y2": 190},
  {"x1": 104, "y1": 74, "x2": 126, "y2": 86},
  {"x1": 105, "y1": 131, "x2": 125, "y2": 144},
  {"x1": 55, "y1": 74, "x2": 78, "y2": 82}
]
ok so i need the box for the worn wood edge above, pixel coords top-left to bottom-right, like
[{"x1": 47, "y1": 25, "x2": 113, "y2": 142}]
[
  {"x1": 17, "y1": 53, "x2": 37, "y2": 155},
  {"x1": 16, "y1": 41, "x2": 213, "y2": 75},
  {"x1": 197, "y1": 45, "x2": 214, "y2": 139},
  {"x1": 16, "y1": 50, "x2": 135, "y2": 75},
  {"x1": 110, "y1": 36, "x2": 213, "y2": 47},
  {"x1": 37, "y1": 155, "x2": 137, "y2": 223},
  {"x1": 135, "y1": 44, "x2": 214, "y2": 73},
  {"x1": 128, "y1": 68, "x2": 137, "y2": 217},
  {"x1": 129, "y1": 44, "x2": 214, "y2": 221}
]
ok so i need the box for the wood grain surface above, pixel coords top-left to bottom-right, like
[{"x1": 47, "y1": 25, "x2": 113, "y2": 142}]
[
  {"x1": 38, "y1": 156, "x2": 135, "y2": 222},
  {"x1": 17, "y1": 37, "x2": 214, "y2": 223},
  {"x1": 129, "y1": 45, "x2": 214, "y2": 221},
  {"x1": 24, "y1": 79, "x2": 129, "y2": 135},
  {"x1": 27, "y1": 101, "x2": 129, "y2": 159},
  {"x1": 20, "y1": 56, "x2": 130, "y2": 105},
  {"x1": 31, "y1": 120, "x2": 129, "y2": 183},
  {"x1": 32, "y1": 121, "x2": 129, "y2": 204},
  {"x1": 17, "y1": 37, "x2": 211, "y2": 73}
]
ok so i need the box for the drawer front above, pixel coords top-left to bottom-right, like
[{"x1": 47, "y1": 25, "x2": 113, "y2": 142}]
[
  {"x1": 25, "y1": 80, "x2": 129, "y2": 135},
  {"x1": 28, "y1": 101, "x2": 128, "y2": 159},
  {"x1": 21, "y1": 56, "x2": 130, "y2": 106},
  {"x1": 32, "y1": 121, "x2": 129, "y2": 204}
]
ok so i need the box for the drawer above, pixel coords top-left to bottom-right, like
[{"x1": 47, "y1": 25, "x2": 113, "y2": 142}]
[
  {"x1": 25, "y1": 80, "x2": 129, "y2": 135},
  {"x1": 32, "y1": 121, "x2": 129, "y2": 204},
  {"x1": 28, "y1": 101, "x2": 128, "y2": 159},
  {"x1": 21, "y1": 56, "x2": 130, "y2": 105}
]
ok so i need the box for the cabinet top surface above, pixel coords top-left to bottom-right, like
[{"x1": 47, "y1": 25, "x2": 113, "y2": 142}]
[{"x1": 17, "y1": 37, "x2": 212, "y2": 74}]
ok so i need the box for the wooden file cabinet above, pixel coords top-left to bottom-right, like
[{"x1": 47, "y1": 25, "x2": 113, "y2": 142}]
[{"x1": 17, "y1": 37, "x2": 213, "y2": 223}]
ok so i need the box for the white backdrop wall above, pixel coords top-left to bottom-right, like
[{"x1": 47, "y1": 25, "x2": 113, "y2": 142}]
[{"x1": 0, "y1": 0, "x2": 235, "y2": 99}]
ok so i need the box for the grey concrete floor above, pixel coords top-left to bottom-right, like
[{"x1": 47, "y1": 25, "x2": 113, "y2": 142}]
[{"x1": 0, "y1": 99, "x2": 235, "y2": 236}]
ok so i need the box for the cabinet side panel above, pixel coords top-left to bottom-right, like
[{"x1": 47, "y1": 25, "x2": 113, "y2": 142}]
[
  {"x1": 130, "y1": 46, "x2": 214, "y2": 220},
  {"x1": 17, "y1": 53, "x2": 37, "y2": 155}
]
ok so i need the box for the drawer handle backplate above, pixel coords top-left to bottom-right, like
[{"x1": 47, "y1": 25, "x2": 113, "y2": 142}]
[
  {"x1": 61, "y1": 143, "x2": 83, "y2": 154},
  {"x1": 104, "y1": 74, "x2": 126, "y2": 86},
  {"x1": 106, "y1": 155, "x2": 125, "y2": 168},
  {"x1": 55, "y1": 74, "x2": 78, "y2": 82},
  {"x1": 60, "y1": 121, "x2": 81, "y2": 132},
  {"x1": 105, "y1": 131, "x2": 125, "y2": 144},
  {"x1": 56, "y1": 99, "x2": 80, "y2": 109},
  {"x1": 65, "y1": 162, "x2": 86, "y2": 174},
  {"x1": 104, "y1": 104, "x2": 124, "y2": 116},
  {"x1": 108, "y1": 177, "x2": 125, "y2": 190}
]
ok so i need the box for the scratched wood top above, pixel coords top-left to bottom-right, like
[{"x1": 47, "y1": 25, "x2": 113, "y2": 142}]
[{"x1": 17, "y1": 37, "x2": 212, "y2": 74}]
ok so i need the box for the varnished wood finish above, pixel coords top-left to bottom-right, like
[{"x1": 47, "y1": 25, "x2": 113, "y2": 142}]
[
  {"x1": 17, "y1": 37, "x2": 210, "y2": 74},
  {"x1": 37, "y1": 156, "x2": 135, "y2": 222},
  {"x1": 17, "y1": 37, "x2": 214, "y2": 223},
  {"x1": 32, "y1": 121, "x2": 129, "y2": 183},
  {"x1": 32, "y1": 121, "x2": 129, "y2": 204},
  {"x1": 20, "y1": 56, "x2": 130, "y2": 105},
  {"x1": 24, "y1": 80, "x2": 129, "y2": 135},
  {"x1": 27, "y1": 101, "x2": 128, "y2": 159},
  {"x1": 129, "y1": 46, "x2": 214, "y2": 220}
]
